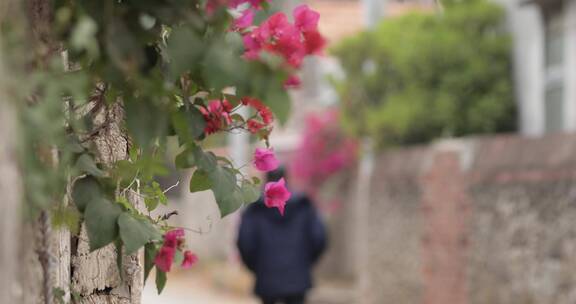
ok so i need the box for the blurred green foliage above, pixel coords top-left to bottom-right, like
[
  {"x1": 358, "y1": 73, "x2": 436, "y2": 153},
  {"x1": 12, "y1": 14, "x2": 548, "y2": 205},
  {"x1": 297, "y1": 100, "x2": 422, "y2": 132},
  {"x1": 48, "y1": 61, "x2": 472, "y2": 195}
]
[
  {"x1": 1, "y1": 0, "x2": 296, "y2": 293},
  {"x1": 332, "y1": 0, "x2": 516, "y2": 147}
]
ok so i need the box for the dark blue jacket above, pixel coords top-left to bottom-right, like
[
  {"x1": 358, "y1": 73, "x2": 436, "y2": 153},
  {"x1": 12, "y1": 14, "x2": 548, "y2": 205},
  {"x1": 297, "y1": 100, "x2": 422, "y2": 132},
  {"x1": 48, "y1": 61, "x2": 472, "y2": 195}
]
[{"x1": 237, "y1": 193, "x2": 327, "y2": 297}]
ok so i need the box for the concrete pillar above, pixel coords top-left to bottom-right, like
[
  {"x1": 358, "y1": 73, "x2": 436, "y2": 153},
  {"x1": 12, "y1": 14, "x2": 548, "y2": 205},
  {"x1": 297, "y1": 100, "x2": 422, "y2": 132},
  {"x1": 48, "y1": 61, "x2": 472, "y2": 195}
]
[{"x1": 420, "y1": 140, "x2": 473, "y2": 304}]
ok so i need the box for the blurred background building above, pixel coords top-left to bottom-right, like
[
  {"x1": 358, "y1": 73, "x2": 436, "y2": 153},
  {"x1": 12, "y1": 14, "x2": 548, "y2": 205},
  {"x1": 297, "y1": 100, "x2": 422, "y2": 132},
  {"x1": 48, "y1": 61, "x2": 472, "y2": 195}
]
[{"x1": 499, "y1": 0, "x2": 576, "y2": 135}]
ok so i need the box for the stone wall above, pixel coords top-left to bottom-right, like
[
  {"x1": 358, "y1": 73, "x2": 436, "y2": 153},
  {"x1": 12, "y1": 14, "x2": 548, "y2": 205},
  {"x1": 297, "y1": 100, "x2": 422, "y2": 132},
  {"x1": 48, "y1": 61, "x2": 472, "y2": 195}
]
[{"x1": 358, "y1": 134, "x2": 576, "y2": 304}]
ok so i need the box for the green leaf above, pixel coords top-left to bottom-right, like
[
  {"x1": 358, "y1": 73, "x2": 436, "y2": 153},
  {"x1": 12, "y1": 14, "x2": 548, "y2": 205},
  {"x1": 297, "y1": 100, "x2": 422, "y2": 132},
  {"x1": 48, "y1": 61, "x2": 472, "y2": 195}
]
[
  {"x1": 209, "y1": 166, "x2": 237, "y2": 195},
  {"x1": 125, "y1": 99, "x2": 168, "y2": 151},
  {"x1": 72, "y1": 176, "x2": 102, "y2": 213},
  {"x1": 216, "y1": 156, "x2": 234, "y2": 166},
  {"x1": 76, "y1": 154, "x2": 106, "y2": 177},
  {"x1": 111, "y1": 160, "x2": 139, "y2": 187},
  {"x1": 105, "y1": 17, "x2": 145, "y2": 72},
  {"x1": 171, "y1": 107, "x2": 206, "y2": 142},
  {"x1": 143, "y1": 181, "x2": 168, "y2": 212},
  {"x1": 202, "y1": 40, "x2": 248, "y2": 91},
  {"x1": 118, "y1": 213, "x2": 162, "y2": 255},
  {"x1": 189, "y1": 169, "x2": 211, "y2": 193},
  {"x1": 116, "y1": 196, "x2": 134, "y2": 211},
  {"x1": 175, "y1": 147, "x2": 196, "y2": 169},
  {"x1": 166, "y1": 26, "x2": 203, "y2": 79},
  {"x1": 213, "y1": 188, "x2": 244, "y2": 218},
  {"x1": 196, "y1": 149, "x2": 218, "y2": 171},
  {"x1": 175, "y1": 145, "x2": 218, "y2": 171},
  {"x1": 207, "y1": 165, "x2": 244, "y2": 217},
  {"x1": 144, "y1": 243, "x2": 157, "y2": 283},
  {"x1": 84, "y1": 198, "x2": 123, "y2": 251},
  {"x1": 66, "y1": 135, "x2": 85, "y2": 154},
  {"x1": 156, "y1": 267, "x2": 167, "y2": 294},
  {"x1": 240, "y1": 181, "x2": 260, "y2": 204}
]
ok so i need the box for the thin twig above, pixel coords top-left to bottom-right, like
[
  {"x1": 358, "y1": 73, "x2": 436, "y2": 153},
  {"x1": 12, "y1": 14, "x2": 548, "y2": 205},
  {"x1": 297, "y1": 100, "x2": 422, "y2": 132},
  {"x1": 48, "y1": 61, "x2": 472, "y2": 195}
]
[
  {"x1": 162, "y1": 181, "x2": 180, "y2": 194},
  {"x1": 120, "y1": 169, "x2": 140, "y2": 196}
]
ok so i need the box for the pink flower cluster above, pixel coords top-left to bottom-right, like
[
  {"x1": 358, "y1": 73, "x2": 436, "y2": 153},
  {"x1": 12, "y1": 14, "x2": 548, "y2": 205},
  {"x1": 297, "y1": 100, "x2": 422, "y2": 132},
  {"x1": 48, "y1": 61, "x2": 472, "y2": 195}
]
[
  {"x1": 252, "y1": 147, "x2": 291, "y2": 215},
  {"x1": 199, "y1": 97, "x2": 275, "y2": 136},
  {"x1": 241, "y1": 96, "x2": 274, "y2": 134},
  {"x1": 231, "y1": 5, "x2": 326, "y2": 88},
  {"x1": 199, "y1": 99, "x2": 233, "y2": 135},
  {"x1": 290, "y1": 110, "x2": 358, "y2": 192},
  {"x1": 154, "y1": 229, "x2": 198, "y2": 273},
  {"x1": 242, "y1": 5, "x2": 325, "y2": 69}
]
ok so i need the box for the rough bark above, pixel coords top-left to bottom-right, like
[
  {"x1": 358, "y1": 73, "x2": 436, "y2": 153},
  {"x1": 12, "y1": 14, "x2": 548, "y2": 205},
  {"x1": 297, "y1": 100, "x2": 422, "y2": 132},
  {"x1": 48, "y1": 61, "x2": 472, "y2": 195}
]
[
  {"x1": 71, "y1": 102, "x2": 144, "y2": 304},
  {"x1": 14, "y1": 0, "x2": 146, "y2": 302}
]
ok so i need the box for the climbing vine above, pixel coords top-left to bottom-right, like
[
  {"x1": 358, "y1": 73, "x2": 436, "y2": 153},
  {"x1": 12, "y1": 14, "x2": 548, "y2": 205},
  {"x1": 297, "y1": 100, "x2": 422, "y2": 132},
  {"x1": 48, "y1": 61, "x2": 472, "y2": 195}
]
[{"x1": 2, "y1": 0, "x2": 325, "y2": 295}]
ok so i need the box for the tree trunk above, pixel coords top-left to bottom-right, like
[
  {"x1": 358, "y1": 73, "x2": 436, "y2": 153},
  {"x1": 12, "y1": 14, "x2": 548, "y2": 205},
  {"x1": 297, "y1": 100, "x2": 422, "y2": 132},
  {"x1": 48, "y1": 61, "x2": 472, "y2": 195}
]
[
  {"x1": 10, "y1": 0, "x2": 147, "y2": 302},
  {"x1": 70, "y1": 101, "x2": 144, "y2": 304}
]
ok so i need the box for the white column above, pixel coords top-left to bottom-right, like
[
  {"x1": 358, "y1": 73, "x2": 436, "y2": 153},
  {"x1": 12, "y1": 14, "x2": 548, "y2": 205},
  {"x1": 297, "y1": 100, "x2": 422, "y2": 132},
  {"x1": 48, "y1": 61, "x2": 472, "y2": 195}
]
[
  {"x1": 228, "y1": 107, "x2": 250, "y2": 171},
  {"x1": 227, "y1": 106, "x2": 250, "y2": 263},
  {"x1": 563, "y1": 0, "x2": 576, "y2": 131},
  {"x1": 354, "y1": 138, "x2": 374, "y2": 303},
  {"x1": 502, "y1": 0, "x2": 545, "y2": 136},
  {"x1": 362, "y1": 0, "x2": 384, "y2": 28}
]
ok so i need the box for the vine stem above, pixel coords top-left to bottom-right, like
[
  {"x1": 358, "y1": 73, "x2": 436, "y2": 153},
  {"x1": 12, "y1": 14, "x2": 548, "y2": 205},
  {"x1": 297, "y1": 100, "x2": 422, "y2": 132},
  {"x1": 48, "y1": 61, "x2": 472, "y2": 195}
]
[{"x1": 170, "y1": 222, "x2": 213, "y2": 235}]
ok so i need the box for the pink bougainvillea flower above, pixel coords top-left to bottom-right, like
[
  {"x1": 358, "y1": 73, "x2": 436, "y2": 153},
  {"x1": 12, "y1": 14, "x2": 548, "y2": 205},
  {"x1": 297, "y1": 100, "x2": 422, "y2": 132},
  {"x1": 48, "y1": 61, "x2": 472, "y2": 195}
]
[
  {"x1": 181, "y1": 250, "x2": 198, "y2": 269},
  {"x1": 293, "y1": 5, "x2": 320, "y2": 32},
  {"x1": 272, "y1": 30, "x2": 305, "y2": 68},
  {"x1": 240, "y1": 4, "x2": 325, "y2": 67},
  {"x1": 264, "y1": 178, "x2": 291, "y2": 215},
  {"x1": 163, "y1": 228, "x2": 185, "y2": 248},
  {"x1": 154, "y1": 245, "x2": 176, "y2": 272},
  {"x1": 284, "y1": 75, "x2": 301, "y2": 89},
  {"x1": 221, "y1": 99, "x2": 234, "y2": 113},
  {"x1": 241, "y1": 97, "x2": 274, "y2": 125},
  {"x1": 254, "y1": 147, "x2": 279, "y2": 172},
  {"x1": 258, "y1": 106, "x2": 274, "y2": 125},
  {"x1": 303, "y1": 30, "x2": 326, "y2": 55},
  {"x1": 247, "y1": 119, "x2": 265, "y2": 133},
  {"x1": 259, "y1": 12, "x2": 291, "y2": 40},
  {"x1": 233, "y1": 8, "x2": 255, "y2": 31},
  {"x1": 201, "y1": 100, "x2": 234, "y2": 134},
  {"x1": 242, "y1": 32, "x2": 264, "y2": 59}
]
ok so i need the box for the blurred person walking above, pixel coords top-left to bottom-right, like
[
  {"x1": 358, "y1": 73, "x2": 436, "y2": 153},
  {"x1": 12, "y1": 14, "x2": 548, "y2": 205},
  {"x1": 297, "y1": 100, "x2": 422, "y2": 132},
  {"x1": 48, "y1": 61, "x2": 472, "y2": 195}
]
[{"x1": 237, "y1": 167, "x2": 328, "y2": 304}]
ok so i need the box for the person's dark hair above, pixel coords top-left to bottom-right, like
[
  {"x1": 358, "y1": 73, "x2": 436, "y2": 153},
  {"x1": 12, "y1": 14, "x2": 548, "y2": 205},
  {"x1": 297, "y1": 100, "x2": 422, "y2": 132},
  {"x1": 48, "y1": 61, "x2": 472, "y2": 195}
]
[{"x1": 266, "y1": 166, "x2": 286, "y2": 183}]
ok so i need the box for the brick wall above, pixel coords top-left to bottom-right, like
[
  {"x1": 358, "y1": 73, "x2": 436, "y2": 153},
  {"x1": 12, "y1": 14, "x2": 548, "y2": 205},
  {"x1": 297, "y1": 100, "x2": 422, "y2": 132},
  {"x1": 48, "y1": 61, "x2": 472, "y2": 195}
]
[{"x1": 358, "y1": 134, "x2": 576, "y2": 304}]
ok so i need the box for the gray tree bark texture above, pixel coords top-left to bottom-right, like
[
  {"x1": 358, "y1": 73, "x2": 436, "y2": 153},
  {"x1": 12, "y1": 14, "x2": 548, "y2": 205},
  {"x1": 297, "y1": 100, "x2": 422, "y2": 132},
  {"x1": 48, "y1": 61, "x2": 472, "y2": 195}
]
[
  {"x1": 71, "y1": 102, "x2": 144, "y2": 304},
  {"x1": 1, "y1": 0, "x2": 147, "y2": 303}
]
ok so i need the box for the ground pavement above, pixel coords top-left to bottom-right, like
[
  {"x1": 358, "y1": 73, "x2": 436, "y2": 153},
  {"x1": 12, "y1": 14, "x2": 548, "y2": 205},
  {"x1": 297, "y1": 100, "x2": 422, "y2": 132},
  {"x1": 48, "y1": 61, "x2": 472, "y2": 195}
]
[{"x1": 142, "y1": 262, "x2": 355, "y2": 304}]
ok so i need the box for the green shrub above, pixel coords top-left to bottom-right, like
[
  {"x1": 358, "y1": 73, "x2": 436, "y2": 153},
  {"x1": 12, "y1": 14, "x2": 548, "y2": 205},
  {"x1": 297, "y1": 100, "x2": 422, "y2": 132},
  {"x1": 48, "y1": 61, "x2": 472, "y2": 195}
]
[{"x1": 332, "y1": 0, "x2": 516, "y2": 147}]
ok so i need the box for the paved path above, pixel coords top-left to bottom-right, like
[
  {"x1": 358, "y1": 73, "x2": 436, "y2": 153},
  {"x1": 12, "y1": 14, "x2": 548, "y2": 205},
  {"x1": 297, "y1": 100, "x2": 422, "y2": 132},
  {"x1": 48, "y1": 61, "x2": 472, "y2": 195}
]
[
  {"x1": 141, "y1": 265, "x2": 356, "y2": 304},
  {"x1": 142, "y1": 269, "x2": 258, "y2": 304}
]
